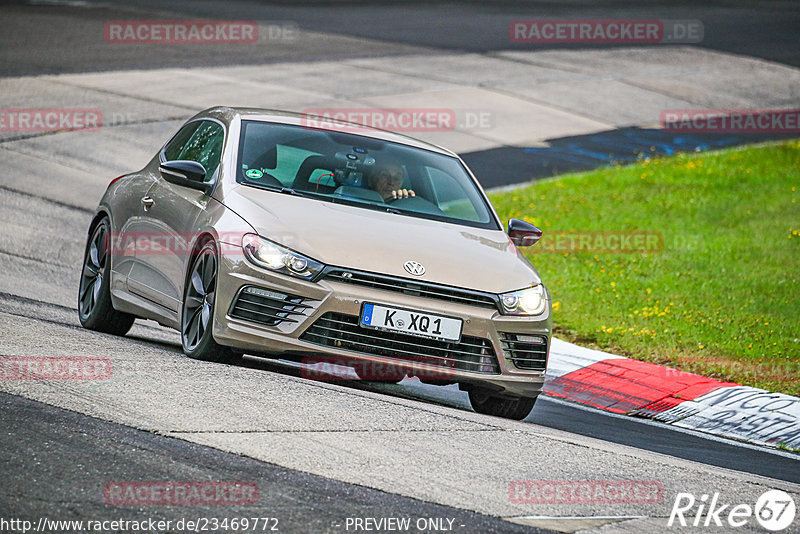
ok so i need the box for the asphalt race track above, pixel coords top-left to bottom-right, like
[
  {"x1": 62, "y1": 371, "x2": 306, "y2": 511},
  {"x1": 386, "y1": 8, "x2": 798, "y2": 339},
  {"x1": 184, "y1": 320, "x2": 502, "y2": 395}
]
[{"x1": 1, "y1": 1, "x2": 799, "y2": 533}]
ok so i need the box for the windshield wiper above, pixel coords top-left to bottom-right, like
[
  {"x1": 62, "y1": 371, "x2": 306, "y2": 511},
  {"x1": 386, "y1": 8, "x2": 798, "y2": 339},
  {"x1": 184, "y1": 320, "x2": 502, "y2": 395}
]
[
  {"x1": 260, "y1": 185, "x2": 326, "y2": 199},
  {"x1": 247, "y1": 182, "x2": 404, "y2": 214},
  {"x1": 279, "y1": 187, "x2": 312, "y2": 197}
]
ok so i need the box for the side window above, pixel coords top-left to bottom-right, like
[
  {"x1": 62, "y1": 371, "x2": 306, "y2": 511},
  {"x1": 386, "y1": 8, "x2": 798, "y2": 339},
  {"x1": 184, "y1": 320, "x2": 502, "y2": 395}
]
[
  {"x1": 174, "y1": 121, "x2": 225, "y2": 179},
  {"x1": 163, "y1": 122, "x2": 200, "y2": 161},
  {"x1": 427, "y1": 166, "x2": 482, "y2": 222}
]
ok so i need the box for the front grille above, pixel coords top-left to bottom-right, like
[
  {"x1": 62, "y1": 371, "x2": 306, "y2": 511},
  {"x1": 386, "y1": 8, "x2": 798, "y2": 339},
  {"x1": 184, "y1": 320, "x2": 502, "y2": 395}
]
[
  {"x1": 300, "y1": 312, "x2": 500, "y2": 374},
  {"x1": 501, "y1": 333, "x2": 548, "y2": 371},
  {"x1": 324, "y1": 267, "x2": 498, "y2": 310},
  {"x1": 229, "y1": 286, "x2": 313, "y2": 326}
]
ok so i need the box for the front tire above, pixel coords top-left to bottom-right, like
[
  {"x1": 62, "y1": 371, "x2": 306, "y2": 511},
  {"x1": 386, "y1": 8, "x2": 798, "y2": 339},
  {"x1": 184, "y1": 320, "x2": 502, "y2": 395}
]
[
  {"x1": 181, "y1": 240, "x2": 239, "y2": 364},
  {"x1": 77, "y1": 217, "x2": 135, "y2": 335},
  {"x1": 468, "y1": 389, "x2": 537, "y2": 420}
]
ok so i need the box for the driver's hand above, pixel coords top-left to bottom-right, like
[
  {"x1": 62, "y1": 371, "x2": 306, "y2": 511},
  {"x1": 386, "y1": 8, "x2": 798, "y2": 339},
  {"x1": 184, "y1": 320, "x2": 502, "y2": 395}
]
[{"x1": 391, "y1": 189, "x2": 415, "y2": 200}]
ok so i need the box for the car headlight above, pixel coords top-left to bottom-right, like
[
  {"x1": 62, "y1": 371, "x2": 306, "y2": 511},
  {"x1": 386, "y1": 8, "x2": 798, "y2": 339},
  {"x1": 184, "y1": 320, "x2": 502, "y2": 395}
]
[
  {"x1": 499, "y1": 285, "x2": 547, "y2": 316},
  {"x1": 242, "y1": 234, "x2": 324, "y2": 280}
]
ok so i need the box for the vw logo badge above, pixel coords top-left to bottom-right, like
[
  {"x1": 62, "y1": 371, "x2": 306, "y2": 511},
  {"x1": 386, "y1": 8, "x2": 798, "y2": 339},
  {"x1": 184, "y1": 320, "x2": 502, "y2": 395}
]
[{"x1": 403, "y1": 261, "x2": 426, "y2": 276}]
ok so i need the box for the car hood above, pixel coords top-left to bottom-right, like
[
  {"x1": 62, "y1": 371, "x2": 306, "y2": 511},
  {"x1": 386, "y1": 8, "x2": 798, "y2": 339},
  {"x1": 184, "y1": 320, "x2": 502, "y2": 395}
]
[{"x1": 222, "y1": 185, "x2": 542, "y2": 294}]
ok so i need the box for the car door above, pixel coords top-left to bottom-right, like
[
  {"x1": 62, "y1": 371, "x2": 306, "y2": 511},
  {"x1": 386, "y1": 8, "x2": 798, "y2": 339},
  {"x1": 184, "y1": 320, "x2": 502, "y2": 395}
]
[
  {"x1": 111, "y1": 170, "x2": 158, "y2": 291},
  {"x1": 126, "y1": 119, "x2": 224, "y2": 313}
]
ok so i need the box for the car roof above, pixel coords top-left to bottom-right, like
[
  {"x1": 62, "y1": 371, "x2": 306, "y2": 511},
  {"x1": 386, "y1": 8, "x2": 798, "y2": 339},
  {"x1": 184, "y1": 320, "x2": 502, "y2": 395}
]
[{"x1": 193, "y1": 106, "x2": 458, "y2": 157}]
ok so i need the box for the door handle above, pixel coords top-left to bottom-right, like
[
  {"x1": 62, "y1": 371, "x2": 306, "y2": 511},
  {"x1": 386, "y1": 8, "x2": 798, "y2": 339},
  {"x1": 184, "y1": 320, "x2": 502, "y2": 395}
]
[{"x1": 141, "y1": 196, "x2": 155, "y2": 210}]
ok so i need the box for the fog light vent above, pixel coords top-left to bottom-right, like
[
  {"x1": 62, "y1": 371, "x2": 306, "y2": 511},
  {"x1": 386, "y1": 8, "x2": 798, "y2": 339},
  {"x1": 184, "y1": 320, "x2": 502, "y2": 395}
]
[{"x1": 501, "y1": 333, "x2": 548, "y2": 371}]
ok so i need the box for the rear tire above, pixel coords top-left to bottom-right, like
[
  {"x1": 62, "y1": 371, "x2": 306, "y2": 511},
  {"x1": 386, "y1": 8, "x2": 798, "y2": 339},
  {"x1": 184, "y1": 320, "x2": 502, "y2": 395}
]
[
  {"x1": 181, "y1": 240, "x2": 239, "y2": 364},
  {"x1": 468, "y1": 390, "x2": 536, "y2": 420},
  {"x1": 77, "y1": 217, "x2": 135, "y2": 335}
]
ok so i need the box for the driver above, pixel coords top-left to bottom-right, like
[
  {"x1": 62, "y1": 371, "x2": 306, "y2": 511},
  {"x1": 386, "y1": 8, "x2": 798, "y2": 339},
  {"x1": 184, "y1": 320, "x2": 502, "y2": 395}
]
[{"x1": 368, "y1": 163, "x2": 415, "y2": 201}]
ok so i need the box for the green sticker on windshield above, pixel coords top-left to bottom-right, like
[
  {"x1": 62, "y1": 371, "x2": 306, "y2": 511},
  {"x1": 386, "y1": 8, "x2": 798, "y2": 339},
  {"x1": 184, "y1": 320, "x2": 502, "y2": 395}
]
[{"x1": 245, "y1": 169, "x2": 263, "y2": 179}]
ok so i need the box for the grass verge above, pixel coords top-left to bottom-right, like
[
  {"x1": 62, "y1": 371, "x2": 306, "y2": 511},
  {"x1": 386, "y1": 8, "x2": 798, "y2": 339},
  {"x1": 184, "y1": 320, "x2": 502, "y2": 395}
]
[{"x1": 489, "y1": 140, "x2": 800, "y2": 395}]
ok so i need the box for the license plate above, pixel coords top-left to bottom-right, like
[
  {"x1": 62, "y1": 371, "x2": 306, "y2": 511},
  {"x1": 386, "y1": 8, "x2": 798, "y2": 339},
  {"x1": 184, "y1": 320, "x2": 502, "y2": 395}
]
[{"x1": 360, "y1": 303, "x2": 462, "y2": 342}]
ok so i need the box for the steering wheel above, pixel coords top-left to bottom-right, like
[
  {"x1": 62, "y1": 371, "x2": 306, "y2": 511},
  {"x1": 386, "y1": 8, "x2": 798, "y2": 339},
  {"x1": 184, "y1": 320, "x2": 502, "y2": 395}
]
[
  {"x1": 385, "y1": 194, "x2": 408, "y2": 204},
  {"x1": 387, "y1": 195, "x2": 446, "y2": 216}
]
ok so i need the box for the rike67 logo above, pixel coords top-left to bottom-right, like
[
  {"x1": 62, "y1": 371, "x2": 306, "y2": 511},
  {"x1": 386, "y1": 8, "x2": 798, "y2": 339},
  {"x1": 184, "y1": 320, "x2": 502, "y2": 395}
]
[{"x1": 668, "y1": 489, "x2": 796, "y2": 531}]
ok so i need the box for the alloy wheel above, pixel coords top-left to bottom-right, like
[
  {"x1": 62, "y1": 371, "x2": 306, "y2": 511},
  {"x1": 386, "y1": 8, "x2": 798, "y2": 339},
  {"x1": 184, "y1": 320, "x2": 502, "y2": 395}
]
[
  {"x1": 78, "y1": 223, "x2": 108, "y2": 319},
  {"x1": 182, "y1": 246, "x2": 217, "y2": 352}
]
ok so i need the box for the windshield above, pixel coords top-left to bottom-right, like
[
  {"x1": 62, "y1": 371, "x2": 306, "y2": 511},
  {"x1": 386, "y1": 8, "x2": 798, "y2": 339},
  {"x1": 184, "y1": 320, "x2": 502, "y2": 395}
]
[{"x1": 235, "y1": 120, "x2": 500, "y2": 230}]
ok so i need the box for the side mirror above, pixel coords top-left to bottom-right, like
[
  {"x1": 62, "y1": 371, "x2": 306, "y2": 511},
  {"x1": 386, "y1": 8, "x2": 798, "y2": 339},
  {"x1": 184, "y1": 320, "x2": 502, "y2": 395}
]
[
  {"x1": 508, "y1": 218, "x2": 543, "y2": 247},
  {"x1": 159, "y1": 160, "x2": 211, "y2": 193}
]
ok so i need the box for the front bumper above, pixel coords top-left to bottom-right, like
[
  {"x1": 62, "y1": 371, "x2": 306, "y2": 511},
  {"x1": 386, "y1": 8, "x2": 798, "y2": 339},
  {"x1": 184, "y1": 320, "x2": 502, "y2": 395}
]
[{"x1": 213, "y1": 250, "x2": 551, "y2": 399}]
